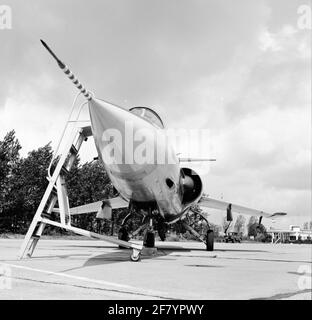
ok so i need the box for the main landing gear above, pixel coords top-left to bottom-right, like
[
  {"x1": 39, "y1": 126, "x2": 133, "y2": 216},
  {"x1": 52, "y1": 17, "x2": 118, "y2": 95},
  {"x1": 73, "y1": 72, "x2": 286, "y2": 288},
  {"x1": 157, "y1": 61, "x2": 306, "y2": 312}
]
[
  {"x1": 182, "y1": 209, "x2": 215, "y2": 251},
  {"x1": 143, "y1": 214, "x2": 156, "y2": 248},
  {"x1": 143, "y1": 229, "x2": 155, "y2": 248},
  {"x1": 117, "y1": 207, "x2": 215, "y2": 260},
  {"x1": 182, "y1": 221, "x2": 215, "y2": 251},
  {"x1": 205, "y1": 229, "x2": 214, "y2": 251}
]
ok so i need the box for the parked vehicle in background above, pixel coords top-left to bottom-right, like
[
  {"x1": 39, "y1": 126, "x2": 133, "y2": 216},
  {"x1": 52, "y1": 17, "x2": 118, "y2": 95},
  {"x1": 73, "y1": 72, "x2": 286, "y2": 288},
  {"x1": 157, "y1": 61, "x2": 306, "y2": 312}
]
[{"x1": 224, "y1": 232, "x2": 242, "y2": 243}]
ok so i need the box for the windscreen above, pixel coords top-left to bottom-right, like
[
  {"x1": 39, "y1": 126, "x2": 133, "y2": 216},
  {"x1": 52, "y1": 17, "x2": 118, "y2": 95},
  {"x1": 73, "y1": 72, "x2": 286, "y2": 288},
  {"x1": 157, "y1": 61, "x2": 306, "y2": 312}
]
[{"x1": 129, "y1": 107, "x2": 164, "y2": 129}]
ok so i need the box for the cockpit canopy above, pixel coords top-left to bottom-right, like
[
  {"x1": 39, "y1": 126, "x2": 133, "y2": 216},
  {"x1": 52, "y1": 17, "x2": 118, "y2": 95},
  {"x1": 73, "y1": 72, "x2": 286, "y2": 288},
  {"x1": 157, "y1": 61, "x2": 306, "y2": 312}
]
[{"x1": 129, "y1": 107, "x2": 164, "y2": 129}]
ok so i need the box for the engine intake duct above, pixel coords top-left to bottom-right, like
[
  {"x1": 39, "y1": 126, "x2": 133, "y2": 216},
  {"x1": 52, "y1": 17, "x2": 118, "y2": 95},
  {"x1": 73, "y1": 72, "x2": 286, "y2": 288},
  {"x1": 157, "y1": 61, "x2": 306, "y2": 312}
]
[{"x1": 180, "y1": 167, "x2": 203, "y2": 204}]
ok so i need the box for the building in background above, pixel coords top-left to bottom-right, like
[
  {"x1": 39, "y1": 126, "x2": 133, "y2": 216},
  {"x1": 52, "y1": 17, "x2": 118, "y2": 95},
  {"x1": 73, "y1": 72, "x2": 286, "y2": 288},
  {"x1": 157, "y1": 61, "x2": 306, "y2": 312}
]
[{"x1": 268, "y1": 225, "x2": 312, "y2": 243}]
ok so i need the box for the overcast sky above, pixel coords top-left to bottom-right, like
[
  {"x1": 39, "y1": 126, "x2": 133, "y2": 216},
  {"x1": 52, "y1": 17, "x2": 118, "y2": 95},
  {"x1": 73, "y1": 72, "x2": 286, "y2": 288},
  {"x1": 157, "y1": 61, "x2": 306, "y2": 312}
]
[{"x1": 0, "y1": 0, "x2": 311, "y2": 229}]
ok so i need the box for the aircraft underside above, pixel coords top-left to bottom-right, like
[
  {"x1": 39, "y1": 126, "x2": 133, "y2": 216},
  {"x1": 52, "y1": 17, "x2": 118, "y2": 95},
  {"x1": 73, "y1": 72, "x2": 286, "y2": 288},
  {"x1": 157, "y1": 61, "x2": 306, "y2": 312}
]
[{"x1": 116, "y1": 199, "x2": 214, "y2": 259}]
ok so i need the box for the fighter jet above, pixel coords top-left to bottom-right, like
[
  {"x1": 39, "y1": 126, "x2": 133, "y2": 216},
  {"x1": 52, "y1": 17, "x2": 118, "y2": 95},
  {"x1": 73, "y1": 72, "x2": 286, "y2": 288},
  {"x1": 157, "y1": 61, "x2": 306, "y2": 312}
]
[{"x1": 35, "y1": 40, "x2": 286, "y2": 260}]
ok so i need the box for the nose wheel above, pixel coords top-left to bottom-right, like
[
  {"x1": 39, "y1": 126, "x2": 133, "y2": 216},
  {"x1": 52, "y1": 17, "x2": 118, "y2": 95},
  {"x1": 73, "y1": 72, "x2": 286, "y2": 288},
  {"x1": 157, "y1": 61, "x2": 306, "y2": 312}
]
[{"x1": 130, "y1": 249, "x2": 141, "y2": 262}]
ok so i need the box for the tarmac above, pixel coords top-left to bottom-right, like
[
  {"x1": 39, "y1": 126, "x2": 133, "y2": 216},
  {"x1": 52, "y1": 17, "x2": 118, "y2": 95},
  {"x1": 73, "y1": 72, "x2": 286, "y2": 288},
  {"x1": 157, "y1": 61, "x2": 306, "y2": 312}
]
[{"x1": 0, "y1": 239, "x2": 311, "y2": 300}]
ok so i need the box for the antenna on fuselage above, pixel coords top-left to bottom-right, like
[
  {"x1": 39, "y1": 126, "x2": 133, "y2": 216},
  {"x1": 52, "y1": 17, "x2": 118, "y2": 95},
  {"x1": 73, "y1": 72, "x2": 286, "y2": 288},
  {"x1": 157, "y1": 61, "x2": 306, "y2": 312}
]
[{"x1": 40, "y1": 39, "x2": 92, "y2": 100}]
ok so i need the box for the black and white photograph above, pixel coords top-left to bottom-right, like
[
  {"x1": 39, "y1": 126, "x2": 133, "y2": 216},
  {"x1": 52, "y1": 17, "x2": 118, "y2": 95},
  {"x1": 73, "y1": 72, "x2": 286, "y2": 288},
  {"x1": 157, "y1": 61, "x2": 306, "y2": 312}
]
[{"x1": 0, "y1": 0, "x2": 311, "y2": 306}]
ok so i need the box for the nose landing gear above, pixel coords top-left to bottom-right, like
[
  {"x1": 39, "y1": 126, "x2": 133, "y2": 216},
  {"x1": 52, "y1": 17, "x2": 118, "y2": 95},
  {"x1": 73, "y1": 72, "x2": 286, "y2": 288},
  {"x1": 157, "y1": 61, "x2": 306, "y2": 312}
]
[
  {"x1": 130, "y1": 248, "x2": 141, "y2": 262},
  {"x1": 118, "y1": 208, "x2": 158, "y2": 259}
]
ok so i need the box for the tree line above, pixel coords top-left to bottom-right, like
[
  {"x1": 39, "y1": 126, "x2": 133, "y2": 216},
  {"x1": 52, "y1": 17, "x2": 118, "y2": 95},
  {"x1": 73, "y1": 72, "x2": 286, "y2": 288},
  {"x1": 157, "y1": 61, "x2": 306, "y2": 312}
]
[{"x1": 0, "y1": 130, "x2": 270, "y2": 241}]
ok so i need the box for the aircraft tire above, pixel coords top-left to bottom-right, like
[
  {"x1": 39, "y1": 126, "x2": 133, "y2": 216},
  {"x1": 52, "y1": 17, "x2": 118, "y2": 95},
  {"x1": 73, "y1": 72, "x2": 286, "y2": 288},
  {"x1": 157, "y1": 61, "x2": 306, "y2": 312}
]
[
  {"x1": 144, "y1": 230, "x2": 155, "y2": 248},
  {"x1": 130, "y1": 252, "x2": 141, "y2": 262},
  {"x1": 206, "y1": 229, "x2": 214, "y2": 251}
]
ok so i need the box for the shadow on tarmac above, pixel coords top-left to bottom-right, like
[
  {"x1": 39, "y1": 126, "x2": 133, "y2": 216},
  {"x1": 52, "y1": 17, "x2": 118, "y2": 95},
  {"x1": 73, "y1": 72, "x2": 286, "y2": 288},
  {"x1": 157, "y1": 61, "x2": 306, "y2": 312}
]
[
  {"x1": 63, "y1": 243, "x2": 269, "y2": 253},
  {"x1": 58, "y1": 243, "x2": 269, "y2": 273}
]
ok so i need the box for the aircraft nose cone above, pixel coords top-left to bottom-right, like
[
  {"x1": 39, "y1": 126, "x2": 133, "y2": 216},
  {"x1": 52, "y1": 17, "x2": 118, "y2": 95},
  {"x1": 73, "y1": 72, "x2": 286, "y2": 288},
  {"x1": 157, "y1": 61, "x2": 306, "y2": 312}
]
[
  {"x1": 88, "y1": 98, "x2": 129, "y2": 134},
  {"x1": 88, "y1": 98, "x2": 158, "y2": 173},
  {"x1": 88, "y1": 98, "x2": 131, "y2": 166}
]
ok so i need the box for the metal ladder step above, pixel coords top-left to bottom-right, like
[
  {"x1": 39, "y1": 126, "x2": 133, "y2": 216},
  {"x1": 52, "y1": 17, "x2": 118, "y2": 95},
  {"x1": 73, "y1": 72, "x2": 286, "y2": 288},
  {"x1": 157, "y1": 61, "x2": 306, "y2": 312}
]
[
  {"x1": 61, "y1": 166, "x2": 70, "y2": 176},
  {"x1": 70, "y1": 144, "x2": 78, "y2": 155}
]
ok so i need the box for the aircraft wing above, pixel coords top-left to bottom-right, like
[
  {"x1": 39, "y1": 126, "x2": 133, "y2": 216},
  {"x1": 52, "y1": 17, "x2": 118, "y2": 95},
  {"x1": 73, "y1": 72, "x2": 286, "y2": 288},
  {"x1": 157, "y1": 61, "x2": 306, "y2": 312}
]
[
  {"x1": 70, "y1": 196, "x2": 129, "y2": 215},
  {"x1": 197, "y1": 195, "x2": 286, "y2": 219}
]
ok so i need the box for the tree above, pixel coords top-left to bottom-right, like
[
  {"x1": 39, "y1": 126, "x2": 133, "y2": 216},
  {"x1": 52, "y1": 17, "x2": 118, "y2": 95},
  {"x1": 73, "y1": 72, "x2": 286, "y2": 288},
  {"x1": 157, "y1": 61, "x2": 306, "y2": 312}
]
[
  {"x1": 247, "y1": 216, "x2": 258, "y2": 236},
  {"x1": 1, "y1": 143, "x2": 53, "y2": 233},
  {"x1": 248, "y1": 222, "x2": 271, "y2": 242},
  {"x1": 0, "y1": 130, "x2": 21, "y2": 181},
  {"x1": 0, "y1": 130, "x2": 21, "y2": 214},
  {"x1": 66, "y1": 160, "x2": 123, "y2": 234},
  {"x1": 0, "y1": 131, "x2": 22, "y2": 232},
  {"x1": 222, "y1": 216, "x2": 231, "y2": 234},
  {"x1": 234, "y1": 215, "x2": 246, "y2": 234},
  {"x1": 67, "y1": 160, "x2": 115, "y2": 206},
  {"x1": 210, "y1": 223, "x2": 222, "y2": 237}
]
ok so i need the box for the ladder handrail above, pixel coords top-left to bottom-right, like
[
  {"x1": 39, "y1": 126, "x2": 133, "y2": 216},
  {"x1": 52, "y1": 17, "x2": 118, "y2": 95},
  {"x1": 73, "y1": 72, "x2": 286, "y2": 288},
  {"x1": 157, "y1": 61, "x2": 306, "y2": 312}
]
[{"x1": 47, "y1": 94, "x2": 88, "y2": 179}]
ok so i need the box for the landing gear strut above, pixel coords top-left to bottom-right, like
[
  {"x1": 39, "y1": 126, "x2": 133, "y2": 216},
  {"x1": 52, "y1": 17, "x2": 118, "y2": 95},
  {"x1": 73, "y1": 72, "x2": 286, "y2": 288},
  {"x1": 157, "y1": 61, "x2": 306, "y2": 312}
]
[
  {"x1": 182, "y1": 209, "x2": 215, "y2": 251},
  {"x1": 143, "y1": 216, "x2": 156, "y2": 248},
  {"x1": 118, "y1": 208, "x2": 158, "y2": 257}
]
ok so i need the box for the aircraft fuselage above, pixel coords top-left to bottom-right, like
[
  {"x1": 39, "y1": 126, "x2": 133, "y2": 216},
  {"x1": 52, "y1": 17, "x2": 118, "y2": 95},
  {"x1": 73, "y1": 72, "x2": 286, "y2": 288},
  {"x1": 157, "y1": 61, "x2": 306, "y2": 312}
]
[{"x1": 88, "y1": 98, "x2": 186, "y2": 221}]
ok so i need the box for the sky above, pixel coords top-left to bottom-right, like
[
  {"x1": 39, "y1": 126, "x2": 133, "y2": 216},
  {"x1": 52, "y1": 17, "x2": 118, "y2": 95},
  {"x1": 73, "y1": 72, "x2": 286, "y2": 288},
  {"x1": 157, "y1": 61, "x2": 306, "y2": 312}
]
[{"x1": 0, "y1": 0, "x2": 311, "y2": 229}]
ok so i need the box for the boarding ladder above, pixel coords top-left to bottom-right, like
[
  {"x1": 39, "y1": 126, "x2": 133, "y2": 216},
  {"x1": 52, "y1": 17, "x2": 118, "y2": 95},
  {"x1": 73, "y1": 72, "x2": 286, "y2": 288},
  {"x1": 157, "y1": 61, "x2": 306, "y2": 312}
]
[
  {"x1": 18, "y1": 124, "x2": 92, "y2": 258},
  {"x1": 19, "y1": 98, "x2": 142, "y2": 260}
]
